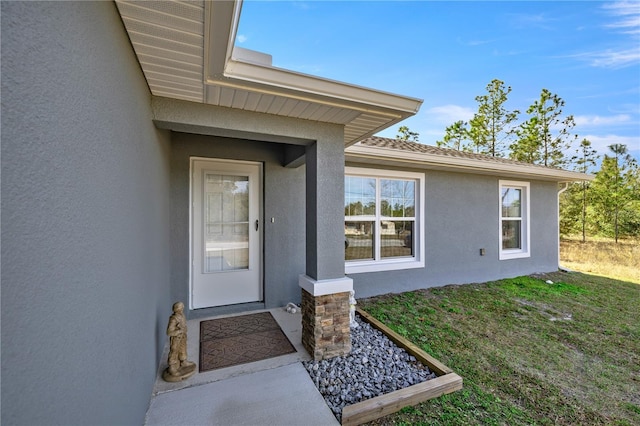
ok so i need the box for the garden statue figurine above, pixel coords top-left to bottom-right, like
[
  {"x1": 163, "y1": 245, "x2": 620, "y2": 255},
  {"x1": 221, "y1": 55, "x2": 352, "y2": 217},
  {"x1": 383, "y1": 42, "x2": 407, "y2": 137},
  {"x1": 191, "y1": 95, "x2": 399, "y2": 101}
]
[
  {"x1": 162, "y1": 301, "x2": 196, "y2": 382},
  {"x1": 349, "y1": 290, "x2": 359, "y2": 328}
]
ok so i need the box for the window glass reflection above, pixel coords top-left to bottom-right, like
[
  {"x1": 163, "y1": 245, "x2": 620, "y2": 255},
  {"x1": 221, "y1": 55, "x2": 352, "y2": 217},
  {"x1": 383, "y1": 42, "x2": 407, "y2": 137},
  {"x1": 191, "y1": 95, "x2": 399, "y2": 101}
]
[
  {"x1": 345, "y1": 221, "x2": 374, "y2": 261},
  {"x1": 380, "y1": 221, "x2": 413, "y2": 258},
  {"x1": 204, "y1": 174, "x2": 250, "y2": 272},
  {"x1": 381, "y1": 180, "x2": 415, "y2": 217},
  {"x1": 501, "y1": 188, "x2": 521, "y2": 218},
  {"x1": 345, "y1": 176, "x2": 376, "y2": 216},
  {"x1": 502, "y1": 220, "x2": 521, "y2": 249}
]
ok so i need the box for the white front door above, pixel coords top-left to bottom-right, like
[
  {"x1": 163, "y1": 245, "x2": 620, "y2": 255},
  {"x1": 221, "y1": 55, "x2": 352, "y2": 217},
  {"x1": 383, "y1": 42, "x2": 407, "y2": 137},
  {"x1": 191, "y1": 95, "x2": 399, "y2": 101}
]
[{"x1": 191, "y1": 158, "x2": 262, "y2": 309}]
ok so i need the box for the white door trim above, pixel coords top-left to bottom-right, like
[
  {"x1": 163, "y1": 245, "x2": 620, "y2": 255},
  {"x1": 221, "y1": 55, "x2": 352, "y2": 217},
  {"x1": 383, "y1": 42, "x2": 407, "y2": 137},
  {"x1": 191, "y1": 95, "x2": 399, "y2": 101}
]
[{"x1": 189, "y1": 157, "x2": 263, "y2": 309}]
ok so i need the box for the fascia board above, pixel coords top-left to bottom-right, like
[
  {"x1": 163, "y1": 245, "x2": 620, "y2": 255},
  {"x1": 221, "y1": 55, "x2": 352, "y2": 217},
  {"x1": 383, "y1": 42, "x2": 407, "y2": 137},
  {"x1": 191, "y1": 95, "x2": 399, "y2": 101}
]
[
  {"x1": 203, "y1": 2, "x2": 422, "y2": 117},
  {"x1": 204, "y1": 0, "x2": 242, "y2": 79},
  {"x1": 343, "y1": 117, "x2": 412, "y2": 148},
  {"x1": 220, "y1": 58, "x2": 423, "y2": 115},
  {"x1": 346, "y1": 145, "x2": 595, "y2": 182}
]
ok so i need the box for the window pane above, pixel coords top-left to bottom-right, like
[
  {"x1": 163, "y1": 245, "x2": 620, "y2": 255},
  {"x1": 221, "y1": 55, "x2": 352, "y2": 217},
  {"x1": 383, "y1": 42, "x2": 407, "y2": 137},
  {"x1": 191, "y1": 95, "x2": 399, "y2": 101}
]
[
  {"x1": 381, "y1": 179, "x2": 415, "y2": 217},
  {"x1": 501, "y1": 188, "x2": 521, "y2": 218},
  {"x1": 204, "y1": 174, "x2": 249, "y2": 272},
  {"x1": 502, "y1": 220, "x2": 521, "y2": 249},
  {"x1": 345, "y1": 221, "x2": 374, "y2": 261},
  {"x1": 345, "y1": 176, "x2": 376, "y2": 216},
  {"x1": 380, "y1": 221, "x2": 414, "y2": 258}
]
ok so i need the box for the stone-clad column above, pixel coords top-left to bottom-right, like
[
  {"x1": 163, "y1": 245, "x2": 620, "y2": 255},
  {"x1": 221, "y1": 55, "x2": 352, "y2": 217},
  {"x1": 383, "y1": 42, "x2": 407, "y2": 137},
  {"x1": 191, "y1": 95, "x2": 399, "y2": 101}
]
[
  {"x1": 300, "y1": 135, "x2": 353, "y2": 360},
  {"x1": 300, "y1": 288, "x2": 350, "y2": 360}
]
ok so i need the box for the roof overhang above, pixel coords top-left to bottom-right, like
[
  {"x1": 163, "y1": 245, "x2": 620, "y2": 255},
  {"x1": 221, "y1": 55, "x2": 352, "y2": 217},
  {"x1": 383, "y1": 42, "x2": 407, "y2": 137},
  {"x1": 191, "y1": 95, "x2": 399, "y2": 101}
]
[
  {"x1": 345, "y1": 144, "x2": 595, "y2": 182},
  {"x1": 115, "y1": 0, "x2": 422, "y2": 146}
]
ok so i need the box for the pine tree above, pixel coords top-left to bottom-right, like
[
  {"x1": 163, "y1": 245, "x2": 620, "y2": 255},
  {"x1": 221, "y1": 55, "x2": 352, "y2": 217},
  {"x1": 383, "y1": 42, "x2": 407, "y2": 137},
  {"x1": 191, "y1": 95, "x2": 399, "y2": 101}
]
[
  {"x1": 510, "y1": 89, "x2": 576, "y2": 167},
  {"x1": 510, "y1": 117, "x2": 542, "y2": 163},
  {"x1": 437, "y1": 79, "x2": 518, "y2": 155},
  {"x1": 467, "y1": 114, "x2": 489, "y2": 154},
  {"x1": 560, "y1": 183, "x2": 584, "y2": 237},
  {"x1": 436, "y1": 120, "x2": 469, "y2": 151},
  {"x1": 573, "y1": 139, "x2": 598, "y2": 242},
  {"x1": 590, "y1": 144, "x2": 637, "y2": 242},
  {"x1": 621, "y1": 161, "x2": 640, "y2": 237},
  {"x1": 396, "y1": 126, "x2": 419, "y2": 142},
  {"x1": 472, "y1": 79, "x2": 519, "y2": 157}
]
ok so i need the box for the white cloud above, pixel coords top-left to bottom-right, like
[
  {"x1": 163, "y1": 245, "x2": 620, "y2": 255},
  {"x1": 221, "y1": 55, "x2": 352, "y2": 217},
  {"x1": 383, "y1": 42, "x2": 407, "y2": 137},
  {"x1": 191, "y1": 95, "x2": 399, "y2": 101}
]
[
  {"x1": 457, "y1": 37, "x2": 496, "y2": 47},
  {"x1": 506, "y1": 13, "x2": 557, "y2": 30},
  {"x1": 608, "y1": 102, "x2": 640, "y2": 114},
  {"x1": 578, "y1": 134, "x2": 640, "y2": 156},
  {"x1": 492, "y1": 48, "x2": 529, "y2": 57},
  {"x1": 424, "y1": 104, "x2": 475, "y2": 125},
  {"x1": 576, "y1": 88, "x2": 640, "y2": 100},
  {"x1": 603, "y1": 1, "x2": 640, "y2": 34},
  {"x1": 607, "y1": 17, "x2": 640, "y2": 35},
  {"x1": 569, "y1": 2, "x2": 640, "y2": 69},
  {"x1": 573, "y1": 114, "x2": 632, "y2": 127},
  {"x1": 571, "y1": 48, "x2": 640, "y2": 69},
  {"x1": 237, "y1": 34, "x2": 248, "y2": 43},
  {"x1": 604, "y1": 1, "x2": 640, "y2": 14}
]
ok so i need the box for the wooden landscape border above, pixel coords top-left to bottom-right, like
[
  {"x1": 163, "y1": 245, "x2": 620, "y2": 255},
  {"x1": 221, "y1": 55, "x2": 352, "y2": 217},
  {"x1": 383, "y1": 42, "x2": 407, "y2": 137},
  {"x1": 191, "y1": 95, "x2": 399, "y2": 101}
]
[{"x1": 340, "y1": 308, "x2": 463, "y2": 426}]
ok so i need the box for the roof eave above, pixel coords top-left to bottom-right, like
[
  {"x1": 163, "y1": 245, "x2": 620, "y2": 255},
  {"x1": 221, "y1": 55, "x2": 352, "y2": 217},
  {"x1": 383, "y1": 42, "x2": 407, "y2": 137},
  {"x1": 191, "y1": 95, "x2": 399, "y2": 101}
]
[
  {"x1": 221, "y1": 59, "x2": 422, "y2": 116},
  {"x1": 204, "y1": 0, "x2": 240, "y2": 79},
  {"x1": 345, "y1": 145, "x2": 595, "y2": 182},
  {"x1": 203, "y1": 0, "x2": 422, "y2": 146}
]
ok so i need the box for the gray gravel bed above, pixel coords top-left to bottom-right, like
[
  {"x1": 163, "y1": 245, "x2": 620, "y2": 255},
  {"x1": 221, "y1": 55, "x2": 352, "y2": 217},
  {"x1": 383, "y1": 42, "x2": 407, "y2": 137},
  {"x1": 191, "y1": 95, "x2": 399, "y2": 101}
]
[{"x1": 302, "y1": 316, "x2": 437, "y2": 422}]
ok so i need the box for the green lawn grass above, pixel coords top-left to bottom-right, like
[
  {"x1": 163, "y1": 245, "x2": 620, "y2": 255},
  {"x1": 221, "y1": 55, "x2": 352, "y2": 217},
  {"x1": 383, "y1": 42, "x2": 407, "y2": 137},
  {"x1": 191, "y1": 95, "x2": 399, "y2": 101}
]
[{"x1": 359, "y1": 272, "x2": 640, "y2": 425}]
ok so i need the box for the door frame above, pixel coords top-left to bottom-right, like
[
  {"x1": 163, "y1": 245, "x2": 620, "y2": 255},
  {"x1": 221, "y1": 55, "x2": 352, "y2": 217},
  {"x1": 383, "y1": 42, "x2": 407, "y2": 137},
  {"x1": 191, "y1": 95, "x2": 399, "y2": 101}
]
[{"x1": 188, "y1": 157, "x2": 263, "y2": 309}]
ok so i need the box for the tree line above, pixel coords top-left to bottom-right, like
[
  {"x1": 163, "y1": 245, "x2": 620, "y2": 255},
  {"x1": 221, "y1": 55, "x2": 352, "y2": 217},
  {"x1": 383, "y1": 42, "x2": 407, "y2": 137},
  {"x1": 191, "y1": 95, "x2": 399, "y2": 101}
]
[{"x1": 395, "y1": 79, "x2": 640, "y2": 241}]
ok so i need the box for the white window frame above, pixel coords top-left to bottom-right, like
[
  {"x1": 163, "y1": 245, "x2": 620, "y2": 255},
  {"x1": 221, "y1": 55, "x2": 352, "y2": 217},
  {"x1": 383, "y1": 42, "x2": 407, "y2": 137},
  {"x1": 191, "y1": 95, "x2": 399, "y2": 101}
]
[
  {"x1": 499, "y1": 180, "x2": 530, "y2": 260},
  {"x1": 345, "y1": 167, "x2": 425, "y2": 274}
]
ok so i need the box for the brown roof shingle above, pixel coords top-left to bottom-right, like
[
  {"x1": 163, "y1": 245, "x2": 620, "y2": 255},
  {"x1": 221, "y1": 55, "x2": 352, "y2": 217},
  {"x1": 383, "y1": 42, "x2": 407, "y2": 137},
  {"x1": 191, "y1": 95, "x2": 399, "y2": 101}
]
[
  {"x1": 347, "y1": 136, "x2": 593, "y2": 181},
  {"x1": 357, "y1": 136, "x2": 559, "y2": 170}
]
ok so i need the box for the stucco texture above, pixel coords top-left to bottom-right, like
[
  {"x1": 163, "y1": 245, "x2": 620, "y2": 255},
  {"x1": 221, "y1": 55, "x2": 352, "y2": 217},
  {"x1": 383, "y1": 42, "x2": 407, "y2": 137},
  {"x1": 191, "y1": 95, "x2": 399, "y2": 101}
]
[
  {"x1": 154, "y1": 96, "x2": 347, "y2": 284},
  {"x1": 2, "y1": 2, "x2": 171, "y2": 425},
  {"x1": 170, "y1": 133, "x2": 308, "y2": 317},
  {"x1": 348, "y1": 167, "x2": 560, "y2": 299}
]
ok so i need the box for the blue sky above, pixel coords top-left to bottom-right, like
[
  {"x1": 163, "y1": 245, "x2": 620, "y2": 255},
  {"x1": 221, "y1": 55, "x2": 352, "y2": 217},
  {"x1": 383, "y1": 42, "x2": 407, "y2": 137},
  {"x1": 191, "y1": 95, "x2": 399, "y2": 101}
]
[{"x1": 236, "y1": 1, "x2": 640, "y2": 166}]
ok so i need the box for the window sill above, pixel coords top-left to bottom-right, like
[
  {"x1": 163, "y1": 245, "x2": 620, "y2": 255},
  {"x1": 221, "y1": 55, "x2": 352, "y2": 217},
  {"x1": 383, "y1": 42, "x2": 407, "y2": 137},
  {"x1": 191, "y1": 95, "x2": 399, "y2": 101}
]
[
  {"x1": 345, "y1": 258, "x2": 424, "y2": 274},
  {"x1": 499, "y1": 250, "x2": 530, "y2": 260}
]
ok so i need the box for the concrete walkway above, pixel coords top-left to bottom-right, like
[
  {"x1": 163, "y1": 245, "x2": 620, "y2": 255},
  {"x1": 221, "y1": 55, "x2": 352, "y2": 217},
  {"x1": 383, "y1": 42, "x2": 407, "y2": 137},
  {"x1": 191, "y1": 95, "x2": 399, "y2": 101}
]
[{"x1": 145, "y1": 308, "x2": 339, "y2": 426}]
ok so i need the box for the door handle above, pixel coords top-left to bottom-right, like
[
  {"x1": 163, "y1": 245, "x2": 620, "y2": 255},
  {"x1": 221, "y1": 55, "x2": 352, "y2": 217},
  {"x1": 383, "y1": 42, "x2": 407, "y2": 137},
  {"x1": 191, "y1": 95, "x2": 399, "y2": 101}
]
[{"x1": 255, "y1": 219, "x2": 259, "y2": 231}]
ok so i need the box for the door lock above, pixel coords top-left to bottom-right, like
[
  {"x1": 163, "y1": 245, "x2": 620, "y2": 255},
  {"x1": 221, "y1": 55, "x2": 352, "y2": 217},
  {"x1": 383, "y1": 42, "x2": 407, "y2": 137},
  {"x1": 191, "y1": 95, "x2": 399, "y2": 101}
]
[{"x1": 255, "y1": 219, "x2": 259, "y2": 231}]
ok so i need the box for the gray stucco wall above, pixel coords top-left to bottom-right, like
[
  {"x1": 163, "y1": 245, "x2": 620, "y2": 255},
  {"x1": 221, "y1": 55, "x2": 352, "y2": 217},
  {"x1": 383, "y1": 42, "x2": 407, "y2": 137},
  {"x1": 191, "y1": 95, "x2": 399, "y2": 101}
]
[
  {"x1": 154, "y1": 96, "x2": 347, "y2": 286},
  {"x1": 170, "y1": 133, "x2": 306, "y2": 318},
  {"x1": 305, "y1": 138, "x2": 348, "y2": 281},
  {"x1": 348, "y1": 167, "x2": 560, "y2": 299},
  {"x1": 2, "y1": 2, "x2": 171, "y2": 425}
]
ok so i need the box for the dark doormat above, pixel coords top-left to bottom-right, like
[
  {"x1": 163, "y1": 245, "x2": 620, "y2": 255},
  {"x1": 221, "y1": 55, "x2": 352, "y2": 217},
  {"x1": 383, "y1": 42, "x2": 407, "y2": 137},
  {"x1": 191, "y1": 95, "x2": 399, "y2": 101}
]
[{"x1": 199, "y1": 311, "x2": 296, "y2": 372}]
